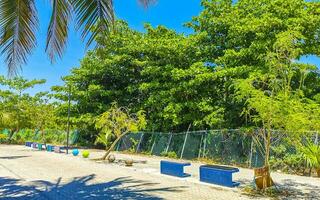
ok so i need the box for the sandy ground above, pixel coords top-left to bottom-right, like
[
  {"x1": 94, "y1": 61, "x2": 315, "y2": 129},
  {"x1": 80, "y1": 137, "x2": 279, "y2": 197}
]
[{"x1": 0, "y1": 144, "x2": 319, "y2": 200}]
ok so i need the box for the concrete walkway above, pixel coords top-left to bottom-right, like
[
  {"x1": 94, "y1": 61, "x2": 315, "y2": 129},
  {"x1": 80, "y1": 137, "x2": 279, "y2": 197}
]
[{"x1": 0, "y1": 145, "x2": 319, "y2": 199}]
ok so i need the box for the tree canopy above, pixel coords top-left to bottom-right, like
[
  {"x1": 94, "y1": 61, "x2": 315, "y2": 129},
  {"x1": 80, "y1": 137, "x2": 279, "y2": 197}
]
[{"x1": 54, "y1": 0, "x2": 320, "y2": 138}]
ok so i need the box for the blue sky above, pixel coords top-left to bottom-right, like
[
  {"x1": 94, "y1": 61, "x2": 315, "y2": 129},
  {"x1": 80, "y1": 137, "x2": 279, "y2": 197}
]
[{"x1": 0, "y1": 0, "x2": 319, "y2": 94}]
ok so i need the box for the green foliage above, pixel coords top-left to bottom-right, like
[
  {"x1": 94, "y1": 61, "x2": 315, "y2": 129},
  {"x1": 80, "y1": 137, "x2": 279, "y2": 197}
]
[
  {"x1": 0, "y1": 133, "x2": 7, "y2": 143},
  {"x1": 128, "y1": 138, "x2": 139, "y2": 153},
  {"x1": 300, "y1": 142, "x2": 320, "y2": 171},
  {"x1": 52, "y1": 0, "x2": 320, "y2": 170},
  {"x1": 94, "y1": 103, "x2": 147, "y2": 159},
  {"x1": 6, "y1": 129, "x2": 72, "y2": 145},
  {"x1": 190, "y1": 0, "x2": 320, "y2": 169},
  {"x1": 269, "y1": 144, "x2": 305, "y2": 173},
  {"x1": 160, "y1": 151, "x2": 178, "y2": 159},
  {"x1": 95, "y1": 103, "x2": 146, "y2": 148},
  {"x1": 54, "y1": 21, "x2": 228, "y2": 134},
  {"x1": 0, "y1": 76, "x2": 60, "y2": 136}
]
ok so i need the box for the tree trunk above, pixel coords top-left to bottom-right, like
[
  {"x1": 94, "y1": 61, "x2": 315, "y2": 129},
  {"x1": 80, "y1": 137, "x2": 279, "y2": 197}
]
[
  {"x1": 254, "y1": 128, "x2": 274, "y2": 190},
  {"x1": 317, "y1": 168, "x2": 320, "y2": 177},
  {"x1": 254, "y1": 166, "x2": 274, "y2": 190},
  {"x1": 100, "y1": 133, "x2": 127, "y2": 160}
]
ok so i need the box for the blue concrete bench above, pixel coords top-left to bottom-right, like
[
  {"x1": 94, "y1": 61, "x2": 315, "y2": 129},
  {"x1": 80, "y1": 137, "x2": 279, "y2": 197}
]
[
  {"x1": 199, "y1": 165, "x2": 240, "y2": 187},
  {"x1": 160, "y1": 160, "x2": 191, "y2": 177}
]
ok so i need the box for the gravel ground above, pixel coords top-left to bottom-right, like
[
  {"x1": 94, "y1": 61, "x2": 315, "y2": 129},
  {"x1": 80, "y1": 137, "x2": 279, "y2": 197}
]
[{"x1": 0, "y1": 144, "x2": 319, "y2": 200}]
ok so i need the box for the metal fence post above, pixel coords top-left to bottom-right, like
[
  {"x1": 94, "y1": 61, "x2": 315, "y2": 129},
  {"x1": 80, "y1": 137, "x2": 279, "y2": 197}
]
[
  {"x1": 136, "y1": 133, "x2": 144, "y2": 153},
  {"x1": 248, "y1": 137, "x2": 254, "y2": 168},
  {"x1": 202, "y1": 131, "x2": 208, "y2": 158},
  {"x1": 180, "y1": 132, "x2": 189, "y2": 159},
  {"x1": 150, "y1": 133, "x2": 157, "y2": 154},
  {"x1": 116, "y1": 138, "x2": 122, "y2": 151},
  {"x1": 198, "y1": 132, "x2": 204, "y2": 159},
  {"x1": 165, "y1": 133, "x2": 173, "y2": 153}
]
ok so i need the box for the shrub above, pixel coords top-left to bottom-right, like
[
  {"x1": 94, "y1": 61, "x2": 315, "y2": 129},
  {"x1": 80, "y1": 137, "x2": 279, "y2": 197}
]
[
  {"x1": 160, "y1": 151, "x2": 178, "y2": 159},
  {"x1": 0, "y1": 134, "x2": 7, "y2": 143}
]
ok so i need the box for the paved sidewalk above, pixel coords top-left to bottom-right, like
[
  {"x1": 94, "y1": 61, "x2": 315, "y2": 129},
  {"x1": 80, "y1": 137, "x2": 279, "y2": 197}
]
[{"x1": 0, "y1": 145, "x2": 319, "y2": 199}]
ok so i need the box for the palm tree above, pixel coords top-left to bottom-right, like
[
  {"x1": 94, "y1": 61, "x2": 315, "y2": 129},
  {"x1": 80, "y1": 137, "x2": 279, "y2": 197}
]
[{"x1": 0, "y1": 0, "x2": 156, "y2": 75}]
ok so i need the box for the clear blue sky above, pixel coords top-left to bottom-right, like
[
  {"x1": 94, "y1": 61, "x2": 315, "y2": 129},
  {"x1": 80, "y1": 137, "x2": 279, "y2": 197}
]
[{"x1": 0, "y1": 0, "x2": 319, "y2": 94}]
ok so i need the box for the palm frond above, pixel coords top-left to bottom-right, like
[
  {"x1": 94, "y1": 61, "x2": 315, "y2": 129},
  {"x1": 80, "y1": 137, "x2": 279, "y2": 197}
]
[
  {"x1": 71, "y1": 0, "x2": 114, "y2": 48},
  {"x1": 138, "y1": 0, "x2": 157, "y2": 8},
  {"x1": 0, "y1": 0, "x2": 38, "y2": 75},
  {"x1": 46, "y1": 0, "x2": 72, "y2": 63}
]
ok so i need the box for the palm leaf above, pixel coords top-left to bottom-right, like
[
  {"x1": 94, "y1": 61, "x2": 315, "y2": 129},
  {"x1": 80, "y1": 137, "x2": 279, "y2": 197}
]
[
  {"x1": 46, "y1": 0, "x2": 72, "y2": 63},
  {"x1": 71, "y1": 0, "x2": 114, "y2": 48},
  {"x1": 0, "y1": 0, "x2": 38, "y2": 75},
  {"x1": 0, "y1": 0, "x2": 156, "y2": 74},
  {"x1": 300, "y1": 142, "x2": 320, "y2": 168},
  {"x1": 138, "y1": 0, "x2": 156, "y2": 8},
  {"x1": 71, "y1": 0, "x2": 156, "y2": 48}
]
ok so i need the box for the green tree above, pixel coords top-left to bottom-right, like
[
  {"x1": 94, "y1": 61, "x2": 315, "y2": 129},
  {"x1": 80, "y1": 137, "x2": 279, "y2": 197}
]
[
  {"x1": 0, "y1": 76, "x2": 58, "y2": 138},
  {"x1": 0, "y1": 0, "x2": 156, "y2": 74},
  {"x1": 54, "y1": 21, "x2": 229, "y2": 135},
  {"x1": 95, "y1": 103, "x2": 146, "y2": 160}
]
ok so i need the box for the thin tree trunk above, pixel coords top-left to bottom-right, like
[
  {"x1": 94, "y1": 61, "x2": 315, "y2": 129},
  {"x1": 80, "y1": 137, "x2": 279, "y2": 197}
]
[
  {"x1": 262, "y1": 128, "x2": 272, "y2": 190},
  {"x1": 100, "y1": 132, "x2": 128, "y2": 160}
]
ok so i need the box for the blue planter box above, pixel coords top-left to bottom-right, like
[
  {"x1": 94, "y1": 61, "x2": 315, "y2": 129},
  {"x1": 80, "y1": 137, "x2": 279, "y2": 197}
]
[
  {"x1": 160, "y1": 160, "x2": 191, "y2": 177},
  {"x1": 199, "y1": 165, "x2": 240, "y2": 187}
]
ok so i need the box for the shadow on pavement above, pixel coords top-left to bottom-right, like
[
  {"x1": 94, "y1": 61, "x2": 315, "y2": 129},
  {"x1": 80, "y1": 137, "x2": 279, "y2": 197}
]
[
  {"x1": 0, "y1": 174, "x2": 186, "y2": 199},
  {"x1": 277, "y1": 179, "x2": 320, "y2": 199},
  {"x1": 0, "y1": 156, "x2": 30, "y2": 160},
  {"x1": 240, "y1": 177, "x2": 320, "y2": 200}
]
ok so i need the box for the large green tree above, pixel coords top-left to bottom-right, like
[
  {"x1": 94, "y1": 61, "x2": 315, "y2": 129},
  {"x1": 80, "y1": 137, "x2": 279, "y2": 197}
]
[
  {"x1": 0, "y1": 0, "x2": 156, "y2": 74},
  {"x1": 53, "y1": 21, "x2": 229, "y2": 138},
  {"x1": 190, "y1": 0, "x2": 320, "y2": 188}
]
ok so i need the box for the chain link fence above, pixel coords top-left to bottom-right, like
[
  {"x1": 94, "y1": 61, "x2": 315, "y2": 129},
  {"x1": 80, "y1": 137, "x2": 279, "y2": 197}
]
[{"x1": 116, "y1": 129, "x2": 319, "y2": 168}]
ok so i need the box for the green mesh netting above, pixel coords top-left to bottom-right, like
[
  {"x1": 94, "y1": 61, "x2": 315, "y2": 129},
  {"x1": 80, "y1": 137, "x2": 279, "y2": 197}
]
[
  {"x1": 167, "y1": 133, "x2": 185, "y2": 158},
  {"x1": 151, "y1": 133, "x2": 170, "y2": 156},
  {"x1": 137, "y1": 132, "x2": 154, "y2": 153},
  {"x1": 202, "y1": 130, "x2": 251, "y2": 166},
  {"x1": 117, "y1": 132, "x2": 143, "y2": 152},
  {"x1": 181, "y1": 131, "x2": 203, "y2": 159},
  {"x1": 115, "y1": 130, "x2": 318, "y2": 169}
]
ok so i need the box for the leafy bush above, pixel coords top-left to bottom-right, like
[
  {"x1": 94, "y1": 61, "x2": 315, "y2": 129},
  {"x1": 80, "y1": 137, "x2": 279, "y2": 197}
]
[
  {"x1": 0, "y1": 134, "x2": 7, "y2": 143},
  {"x1": 268, "y1": 139, "x2": 307, "y2": 174},
  {"x1": 160, "y1": 151, "x2": 178, "y2": 159},
  {"x1": 128, "y1": 138, "x2": 139, "y2": 153},
  {"x1": 300, "y1": 142, "x2": 320, "y2": 177},
  {"x1": 6, "y1": 129, "x2": 72, "y2": 145}
]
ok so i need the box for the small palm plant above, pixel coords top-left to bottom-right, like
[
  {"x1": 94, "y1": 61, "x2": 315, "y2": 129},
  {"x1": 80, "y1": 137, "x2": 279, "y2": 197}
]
[
  {"x1": 95, "y1": 103, "x2": 146, "y2": 160},
  {"x1": 300, "y1": 141, "x2": 320, "y2": 177}
]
